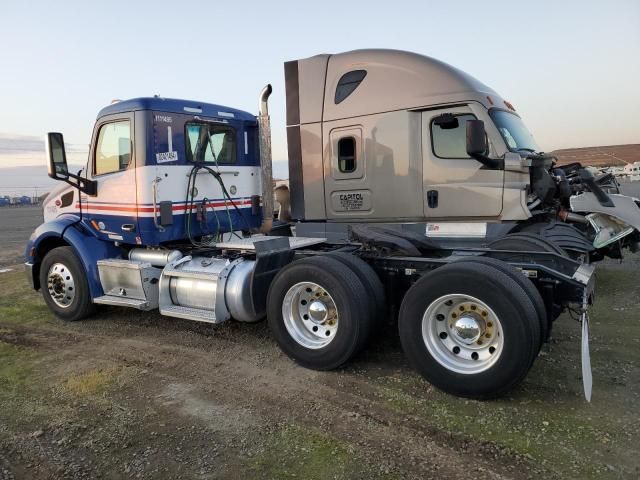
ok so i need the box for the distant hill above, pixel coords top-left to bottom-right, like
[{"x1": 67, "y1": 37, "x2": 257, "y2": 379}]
[{"x1": 551, "y1": 144, "x2": 640, "y2": 167}]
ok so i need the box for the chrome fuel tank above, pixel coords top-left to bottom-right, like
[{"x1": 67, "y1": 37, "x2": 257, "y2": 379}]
[{"x1": 158, "y1": 256, "x2": 260, "y2": 323}]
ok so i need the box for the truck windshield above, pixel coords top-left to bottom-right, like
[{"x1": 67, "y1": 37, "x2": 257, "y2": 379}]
[{"x1": 489, "y1": 109, "x2": 540, "y2": 152}]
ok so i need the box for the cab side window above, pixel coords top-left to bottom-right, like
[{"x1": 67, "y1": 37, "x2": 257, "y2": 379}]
[
  {"x1": 95, "y1": 120, "x2": 131, "y2": 175},
  {"x1": 430, "y1": 114, "x2": 476, "y2": 159}
]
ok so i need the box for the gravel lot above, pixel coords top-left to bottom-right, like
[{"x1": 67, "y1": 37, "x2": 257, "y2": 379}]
[{"x1": 0, "y1": 203, "x2": 638, "y2": 479}]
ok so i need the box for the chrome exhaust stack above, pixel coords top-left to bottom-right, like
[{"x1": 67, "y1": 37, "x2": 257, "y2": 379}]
[{"x1": 258, "y1": 84, "x2": 274, "y2": 233}]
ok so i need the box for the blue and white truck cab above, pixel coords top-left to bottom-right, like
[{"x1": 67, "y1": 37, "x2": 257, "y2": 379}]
[
  {"x1": 26, "y1": 49, "x2": 622, "y2": 401},
  {"x1": 27, "y1": 96, "x2": 267, "y2": 302}
]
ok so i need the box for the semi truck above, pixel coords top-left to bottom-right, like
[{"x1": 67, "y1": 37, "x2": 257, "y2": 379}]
[{"x1": 26, "y1": 49, "x2": 640, "y2": 400}]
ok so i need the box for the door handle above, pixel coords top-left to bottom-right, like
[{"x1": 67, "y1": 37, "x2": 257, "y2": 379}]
[
  {"x1": 427, "y1": 190, "x2": 439, "y2": 209},
  {"x1": 121, "y1": 224, "x2": 136, "y2": 232},
  {"x1": 151, "y1": 177, "x2": 166, "y2": 232}
]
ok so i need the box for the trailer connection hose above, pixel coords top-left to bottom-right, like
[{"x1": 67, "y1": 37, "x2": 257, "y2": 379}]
[{"x1": 184, "y1": 129, "x2": 251, "y2": 246}]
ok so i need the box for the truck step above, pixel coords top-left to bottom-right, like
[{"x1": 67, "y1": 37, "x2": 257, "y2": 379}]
[
  {"x1": 160, "y1": 305, "x2": 220, "y2": 324},
  {"x1": 97, "y1": 259, "x2": 161, "y2": 310},
  {"x1": 93, "y1": 295, "x2": 151, "y2": 310}
]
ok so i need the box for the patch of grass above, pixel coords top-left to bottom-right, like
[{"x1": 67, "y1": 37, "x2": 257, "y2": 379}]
[
  {"x1": 60, "y1": 366, "x2": 135, "y2": 397},
  {"x1": 62, "y1": 367, "x2": 118, "y2": 396},
  {"x1": 0, "y1": 270, "x2": 51, "y2": 326},
  {"x1": 0, "y1": 340, "x2": 57, "y2": 431},
  {"x1": 378, "y1": 384, "x2": 610, "y2": 476},
  {"x1": 0, "y1": 340, "x2": 34, "y2": 391},
  {"x1": 249, "y1": 425, "x2": 397, "y2": 480}
]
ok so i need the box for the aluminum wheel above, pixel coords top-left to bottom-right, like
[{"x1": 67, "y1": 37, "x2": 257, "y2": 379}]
[
  {"x1": 46, "y1": 262, "x2": 76, "y2": 308},
  {"x1": 282, "y1": 281, "x2": 338, "y2": 349},
  {"x1": 422, "y1": 294, "x2": 503, "y2": 374}
]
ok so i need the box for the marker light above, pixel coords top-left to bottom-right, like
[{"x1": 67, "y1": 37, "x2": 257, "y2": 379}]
[{"x1": 504, "y1": 100, "x2": 516, "y2": 111}]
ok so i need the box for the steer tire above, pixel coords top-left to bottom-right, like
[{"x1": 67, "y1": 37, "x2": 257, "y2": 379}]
[
  {"x1": 39, "y1": 246, "x2": 94, "y2": 322},
  {"x1": 267, "y1": 256, "x2": 372, "y2": 370},
  {"x1": 398, "y1": 261, "x2": 540, "y2": 399},
  {"x1": 453, "y1": 256, "x2": 549, "y2": 347}
]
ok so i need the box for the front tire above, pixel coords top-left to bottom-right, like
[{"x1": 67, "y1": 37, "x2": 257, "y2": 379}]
[
  {"x1": 398, "y1": 262, "x2": 540, "y2": 399},
  {"x1": 39, "y1": 246, "x2": 94, "y2": 322}
]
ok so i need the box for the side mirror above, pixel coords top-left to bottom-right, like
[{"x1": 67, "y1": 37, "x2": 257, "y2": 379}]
[
  {"x1": 45, "y1": 132, "x2": 98, "y2": 196},
  {"x1": 465, "y1": 120, "x2": 504, "y2": 170},
  {"x1": 466, "y1": 120, "x2": 487, "y2": 156},
  {"x1": 46, "y1": 132, "x2": 69, "y2": 180}
]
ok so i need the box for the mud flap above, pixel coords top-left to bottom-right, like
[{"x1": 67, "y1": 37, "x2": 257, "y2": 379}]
[{"x1": 581, "y1": 297, "x2": 592, "y2": 402}]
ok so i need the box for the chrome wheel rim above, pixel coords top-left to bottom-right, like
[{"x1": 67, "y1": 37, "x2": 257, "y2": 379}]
[
  {"x1": 282, "y1": 282, "x2": 338, "y2": 349},
  {"x1": 422, "y1": 294, "x2": 503, "y2": 374},
  {"x1": 47, "y1": 262, "x2": 76, "y2": 308}
]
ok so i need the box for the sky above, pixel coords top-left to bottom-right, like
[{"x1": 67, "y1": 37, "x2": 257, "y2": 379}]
[{"x1": 0, "y1": 0, "x2": 638, "y2": 181}]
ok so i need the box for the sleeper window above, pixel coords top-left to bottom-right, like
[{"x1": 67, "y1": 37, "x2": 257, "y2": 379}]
[
  {"x1": 335, "y1": 70, "x2": 367, "y2": 104},
  {"x1": 94, "y1": 120, "x2": 131, "y2": 175},
  {"x1": 430, "y1": 114, "x2": 476, "y2": 159},
  {"x1": 338, "y1": 137, "x2": 356, "y2": 173}
]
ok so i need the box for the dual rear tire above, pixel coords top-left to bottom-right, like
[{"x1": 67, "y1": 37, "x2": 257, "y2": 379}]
[
  {"x1": 267, "y1": 255, "x2": 381, "y2": 370},
  {"x1": 267, "y1": 253, "x2": 544, "y2": 399},
  {"x1": 398, "y1": 261, "x2": 542, "y2": 399}
]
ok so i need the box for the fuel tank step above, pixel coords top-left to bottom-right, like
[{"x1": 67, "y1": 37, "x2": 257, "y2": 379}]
[
  {"x1": 159, "y1": 305, "x2": 219, "y2": 323},
  {"x1": 96, "y1": 259, "x2": 161, "y2": 311},
  {"x1": 93, "y1": 295, "x2": 151, "y2": 310}
]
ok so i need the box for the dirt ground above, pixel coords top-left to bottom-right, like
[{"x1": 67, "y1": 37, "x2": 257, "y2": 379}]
[{"x1": 0, "y1": 207, "x2": 639, "y2": 479}]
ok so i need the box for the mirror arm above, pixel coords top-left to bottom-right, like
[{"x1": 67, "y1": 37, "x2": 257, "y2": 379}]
[
  {"x1": 470, "y1": 152, "x2": 504, "y2": 170},
  {"x1": 58, "y1": 172, "x2": 98, "y2": 196}
]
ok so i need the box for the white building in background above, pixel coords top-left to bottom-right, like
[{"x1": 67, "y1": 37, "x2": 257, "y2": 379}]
[{"x1": 623, "y1": 162, "x2": 640, "y2": 181}]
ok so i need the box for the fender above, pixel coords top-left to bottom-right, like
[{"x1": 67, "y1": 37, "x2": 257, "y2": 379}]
[
  {"x1": 570, "y1": 193, "x2": 640, "y2": 231},
  {"x1": 25, "y1": 214, "x2": 121, "y2": 298},
  {"x1": 25, "y1": 214, "x2": 81, "y2": 265}
]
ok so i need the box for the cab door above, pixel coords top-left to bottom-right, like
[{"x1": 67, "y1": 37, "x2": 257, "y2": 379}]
[
  {"x1": 323, "y1": 126, "x2": 371, "y2": 217},
  {"x1": 422, "y1": 107, "x2": 503, "y2": 218},
  {"x1": 83, "y1": 113, "x2": 139, "y2": 244}
]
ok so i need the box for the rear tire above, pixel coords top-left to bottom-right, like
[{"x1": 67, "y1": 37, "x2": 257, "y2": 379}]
[
  {"x1": 39, "y1": 246, "x2": 94, "y2": 322},
  {"x1": 398, "y1": 262, "x2": 540, "y2": 399},
  {"x1": 325, "y1": 251, "x2": 386, "y2": 328},
  {"x1": 489, "y1": 232, "x2": 568, "y2": 324},
  {"x1": 454, "y1": 256, "x2": 549, "y2": 347},
  {"x1": 267, "y1": 256, "x2": 373, "y2": 370}
]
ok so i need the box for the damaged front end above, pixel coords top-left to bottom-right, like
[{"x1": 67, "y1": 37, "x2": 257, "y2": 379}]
[
  {"x1": 526, "y1": 159, "x2": 640, "y2": 261},
  {"x1": 570, "y1": 191, "x2": 640, "y2": 257}
]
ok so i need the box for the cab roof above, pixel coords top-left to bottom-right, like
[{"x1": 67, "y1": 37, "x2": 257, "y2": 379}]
[
  {"x1": 289, "y1": 49, "x2": 504, "y2": 125},
  {"x1": 97, "y1": 97, "x2": 256, "y2": 122}
]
